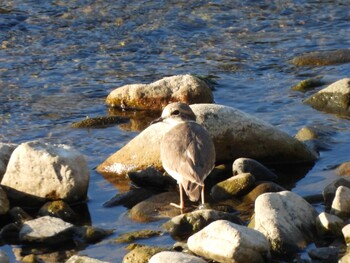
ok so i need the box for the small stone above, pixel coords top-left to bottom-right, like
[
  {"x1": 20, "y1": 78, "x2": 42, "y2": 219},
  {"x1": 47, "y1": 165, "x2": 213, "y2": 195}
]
[
  {"x1": 211, "y1": 173, "x2": 255, "y2": 201},
  {"x1": 149, "y1": 251, "x2": 207, "y2": 263},
  {"x1": 122, "y1": 245, "x2": 166, "y2": 263},
  {"x1": 323, "y1": 178, "x2": 350, "y2": 208},
  {"x1": 162, "y1": 209, "x2": 242, "y2": 241},
  {"x1": 74, "y1": 226, "x2": 114, "y2": 244},
  {"x1": 9, "y1": 207, "x2": 33, "y2": 224},
  {"x1": 292, "y1": 49, "x2": 350, "y2": 67},
  {"x1": 38, "y1": 200, "x2": 78, "y2": 223},
  {"x1": 232, "y1": 158, "x2": 278, "y2": 181},
  {"x1": 242, "y1": 182, "x2": 285, "y2": 203},
  {"x1": 336, "y1": 161, "x2": 350, "y2": 176},
  {"x1": 0, "y1": 186, "x2": 10, "y2": 215},
  {"x1": 188, "y1": 220, "x2": 270, "y2": 263},
  {"x1": 315, "y1": 212, "x2": 344, "y2": 237},
  {"x1": 19, "y1": 216, "x2": 74, "y2": 244},
  {"x1": 291, "y1": 77, "x2": 325, "y2": 92},
  {"x1": 65, "y1": 255, "x2": 109, "y2": 263},
  {"x1": 330, "y1": 186, "x2": 350, "y2": 219},
  {"x1": 342, "y1": 224, "x2": 350, "y2": 244},
  {"x1": 113, "y1": 230, "x2": 162, "y2": 243}
]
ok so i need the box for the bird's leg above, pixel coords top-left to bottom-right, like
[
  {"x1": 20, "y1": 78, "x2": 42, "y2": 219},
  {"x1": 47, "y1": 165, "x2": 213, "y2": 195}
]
[
  {"x1": 170, "y1": 183, "x2": 185, "y2": 211},
  {"x1": 201, "y1": 185, "x2": 205, "y2": 205}
]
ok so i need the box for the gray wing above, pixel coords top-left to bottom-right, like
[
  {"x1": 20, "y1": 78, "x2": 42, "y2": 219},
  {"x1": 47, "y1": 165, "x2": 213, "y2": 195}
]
[{"x1": 161, "y1": 122, "x2": 216, "y2": 201}]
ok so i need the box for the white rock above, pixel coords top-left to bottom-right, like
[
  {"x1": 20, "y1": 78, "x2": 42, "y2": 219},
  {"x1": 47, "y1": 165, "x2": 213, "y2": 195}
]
[
  {"x1": 315, "y1": 212, "x2": 343, "y2": 237},
  {"x1": 149, "y1": 251, "x2": 207, "y2": 263},
  {"x1": 0, "y1": 142, "x2": 17, "y2": 180},
  {"x1": 65, "y1": 255, "x2": 109, "y2": 263},
  {"x1": 1, "y1": 141, "x2": 89, "y2": 204},
  {"x1": 19, "y1": 216, "x2": 74, "y2": 244},
  {"x1": 0, "y1": 186, "x2": 10, "y2": 215},
  {"x1": 253, "y1": 191, "x2": 318, "y2": 255},
  {"x1": 331, "y1": 186, "x2": 350, "y2": 219},
  {"x1": 342, "y1": 224, "x2": 350, "y2": 244},
  {"x1": 188, "y1": 220, "x2": 270, "y2": 263}
]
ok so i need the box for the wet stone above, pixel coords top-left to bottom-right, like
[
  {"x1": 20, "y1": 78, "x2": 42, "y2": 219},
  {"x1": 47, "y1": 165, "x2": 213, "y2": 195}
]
[
  {"x1": 38, "y1": 200, "x2": 78, "y2": 223},
  {"x1": 210, "y1": 173, "x2": 256, "y2": 201},
  {"x1": 330, "y1": 186, "x2": 350, "y2": 219},
  {"x1": 149, "y1": 251, "x2": 207, "y2": 263},
  {"x1": 113, "y1": 229, "x2": 163, "y2": 243},
  {"x1": 0, "y1": 223, "x2": 21, "y2": 244},
  {"x1": 307, "y1": 247, "x2": 339, "y2": 263},
  {"x1": 232, "y1": 158, "x2": 278, "y2": 181},
  {"x1": 291, "y1": 49, "x2": 350, "y2": 67},
  {"x1": 122, "y1": 245, "x2": 166, "y2": 263},
  {"x1": 9, "y1": 207, "x2": 33, "y2": 225},
  {"x1": 162, "y1": 209, "x2": 242, "y2": 241},
  {"x1": 242, "y1": 182, "x2": 285, "y2": 204},
  {"x1": 342, "y1": 224, "x2": 350, "y2": 244},
  {"x1": 128, "y1": 167, "x2": 176, "y2": 189},
  {"x1": 0, "y1": 143, "x2": 17, "y2": 181},
  {"x1": 74, "y1": 226, "x2": 114, "y2": 244},
  {"x1": 315, "y1": 212, "x2": 344, "y2": 237},
  {"x1": 323, "y1": 178, "x2": 350, "y2": 208},
  {"x1": 19, "y1": 216, "x2": 74, "y2": 244},
  {"x1": 336, "y1": 161, "x2": 350, "y2": 176},
  {"x1": 291, "y1": 77, "x2": 325, "y2": 92},
  {"x1": 0, "y1": 186, "x2": 10, "y2": 215}
]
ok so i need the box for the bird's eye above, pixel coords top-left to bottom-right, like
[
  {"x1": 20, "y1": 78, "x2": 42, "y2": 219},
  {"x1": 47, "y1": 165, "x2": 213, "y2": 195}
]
[{"x1": 172, "y1": 110, "x2": 180, "y2": 116}]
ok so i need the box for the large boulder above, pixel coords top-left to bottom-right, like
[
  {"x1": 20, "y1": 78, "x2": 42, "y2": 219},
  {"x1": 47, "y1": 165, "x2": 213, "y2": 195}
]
[
  {"x1": 304, "y1": 78, "x2": 350, "y2": 116},
  {"x1": 106, "y1": 74, "x2": 213, "y2": 110},
  {"x1": 252, "y1": 191, "x2": 318, "y2": 255},
  {"x1": 188, "y1": 220, "x2": 270, "y2": 263},
  {"x1": 97, "y1": 104, "x2": 317, "y2": 176},
  {"x1": 1, "y1": 141, "x2": 90, "y2": 206}
]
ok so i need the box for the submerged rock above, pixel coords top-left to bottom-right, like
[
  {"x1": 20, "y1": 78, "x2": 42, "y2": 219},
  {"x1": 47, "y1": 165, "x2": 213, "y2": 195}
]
[
  {"x1": 291, "y1": 49, "x2": 350, "y2": 67},
  {"x1": 242, "y1": 182, "x2": 285, "y2": 204},
  {"x1": 304, "y1": 78, "x2": 350, "y2": 116},
  {"x1": 188, "y1": 220, "x2": 270, "y2": 263},
  {"x1": 71, "y1": 115, "x2": 129, "y2": 128},
  {"x1": 149, "y1": 251, "x2": 207, "y2": 263},
  {"x1": 19, "y1": 216, "x2": 74, "y2": 244},
  {"x1": 1, "y1": 141, "x2": 90, "y2": 206},
  {"x1": 106, "y1": 74, "x2": 213, "y2": 110},
  {"x1": 97, "y1": 104, "x2": 317, "y2": 176},
  {"x1": 74, "y1": 225, "x2": 114, "y2": 244},
  {"x1": 232, "y1": 158, "x2": 278, "y2": 181},
  {"x1": 123, "y1": 245, "x2": 166, "y2": 263},
  {"x1": 38, "y1": 200, "x2": 78, "y2": 223},
  {"x1": 114, "y1": 229, "x2": 162, "y2": 243},
  {"x1": 291, "y1": 77, "x2": 325, "y2": 92},
  {"x1": 252, "y1": 191, "x2": 318, "y2": 255},
  {"x1": 162, "y1": 209, "x2": 242, "y2": 241}
]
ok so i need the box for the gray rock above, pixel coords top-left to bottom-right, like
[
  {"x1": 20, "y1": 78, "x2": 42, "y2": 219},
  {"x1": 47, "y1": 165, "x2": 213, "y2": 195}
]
[
  {"x1": 304, "y1": 78, "x2": 350, "y2": 116},
  {"x1": 65, "y1": 255, "x2": 109, "y2": 263},
  {"x1": 323, "y1": 178, "x2": 350, "y2": 208},
  {"x1": 162, "y1": 209, "x2": 242, "y2": 241},
  {"x1": 1, "y1": 141, "x2": 90, "y2": 206},
  {"x1": 122, "y1": 245, "x2": 166, "y2": 263},
  {"x1": 252, "y1": 191, "x2": 318, "y2": 255},
  {"x1": 188, "y1": 220, "x2": 270, "y2": 263},
  {"x1": 242, "y1": 182, "x2": 285, "y2": 204},
  {"x1": 0, "y1": 142, "x2": 17, "y2": 181},
  {"x1": 232, "y1": 158, "x2": 278, "y2": 181},
  {"x1": 211, "y1": 173, "x2": 255, "y2": 201},
  {"x1": 307, "y1": 247, "x2": 339, "y2": 263},
  {"x1": 331, "y1": 186, "x2": 350, "y2": 219},
  {"x1": 315, "y1": 212, "x2": 344, "y2": 237},
  {"x1": 97, "y1": 104, "x2": 317, "y2": 176},
  {"x1": 106, "y1": 74, "x2": 213, "y2": 110},
  {"x1": 19, "y1": 215, "x2": 74, "y2": 244},
  {"x1": 0, "y1": 186, "x2": 9, "y2": 215},
  {"x1": 0, "y1": 250, "x2": 9, "y2": 263},
  {"x1": 149, "y1": 251, "x2": 207, "y2": 263},
  {"x1": 342, "y1": 224, "x2": 350, "y2": 244}
]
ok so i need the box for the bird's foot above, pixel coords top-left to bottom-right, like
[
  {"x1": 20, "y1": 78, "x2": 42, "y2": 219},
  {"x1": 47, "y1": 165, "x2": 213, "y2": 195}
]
[{"x1": 170, "y1": 202, "x2": 185, "y2": 211}]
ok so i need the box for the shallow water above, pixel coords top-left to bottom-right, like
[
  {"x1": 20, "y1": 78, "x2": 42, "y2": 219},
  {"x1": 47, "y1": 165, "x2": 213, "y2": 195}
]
[{"x1": 1, "y1": 0, "x2": 350, "y2": 261}]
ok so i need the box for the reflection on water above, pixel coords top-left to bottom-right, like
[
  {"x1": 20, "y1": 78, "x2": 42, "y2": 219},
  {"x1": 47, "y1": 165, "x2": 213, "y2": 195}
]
[{"x1": 1, "y1": 0, "x2": 350, "y2": 261}]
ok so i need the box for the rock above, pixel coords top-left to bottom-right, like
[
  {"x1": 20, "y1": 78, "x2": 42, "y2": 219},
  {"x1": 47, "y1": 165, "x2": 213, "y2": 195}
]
[
  {"x1": 340, "y1": 252, "x2": 350, "y2": 263},
  {"x1": 0, "y1": 143, "x2": 17, "y2": 181},
  {"x1": 122, "y1": 245, "x2": 166, "y2": 263},
  {"x1": 0, "y1": 186, "x2": 10, "y2": 215},
  {"x1": 331, "y1": 186, "x2": 350, "y2": 219},
  {"x1": 232, "y1": 158, "x2": 278, "y2": 181},
  {"x1": 113, "y1": 230, "x2": 162, "y2": 243},
  {"x1": 9, "y1": 207, "x2": 33, "y2": 224},
  {"x1": 252, "y1": 191, "x2": 318, "y2": 255},
  {"x1": 74, "y1": 225, "x2": 114, "y2": 244},
  {"x1": 1, "y1": 141, "x2": 90, "y2": 206},
  {"x1": 162, "y1": 209, "x2": 242, "y2": 241},
  {"x1": 342, "y1": 224, "x2": 350, "y2": 244},
  {"x1": 295, "y1": 125, "x2": 334, "y2": 152},
  {"x1": 291, "y1": 49, "x2": 350, "y2": 67},
  {"x1": 291, "y1": 77, "x2": 325, "y2": 92},
  {"x1": 19, "y1": 216, "x2": 74, "y2": 244},
  {"x1": 336, "y1": 161, "x2": 350, "y2": 176},
  {"x1": 323, "y1": 178, "x2": 350, "y2": 208},
  {"x1": 307, "y1": 247, "x2": 339, "y2": 263},
  {"x1": 128, "y1": 167, "x2": 176, "y2": 189},
  {"x1": 0, "y1": 250, "x2": 9, "y2": 263},
  {"x1": 38, "y1": 200, "x2": 78, "y2": 223},
  {"x1": 0, "y1": 223, "x2": 21, "y2": 244},
  {"x1": 71, "y1": 115, "x2": 129, "y2": 128},
  {"x1": 304, "y1": 78, "x2": 350, "y2": 116},
  {"x1": 315, "y1": 212, "x2": 344, "y2": 237},
  {"x1": 129, "y1": 192, "x2": 181, "y2": 222},
  {"x1": 97, "y1": 104, "x2": 317, "y2": 176},
  {"x1": 211, "y1": 173, "x2": 256, "y2": 201},
  {"x1": 188, "y1": 220, "x2": 270, "y2": 263},
  {"x1": 105, "y1": 74, "x2": 213, "y2": 110},
  {"x1": 65, "y1": 255, "x2": 109, "y2": 263},
  {"x1": 242, "y1": 182, "x2": 285, "y2": 204},
  {"x1": 149, "y1": 251, "x2": 207, "y2": 263}
]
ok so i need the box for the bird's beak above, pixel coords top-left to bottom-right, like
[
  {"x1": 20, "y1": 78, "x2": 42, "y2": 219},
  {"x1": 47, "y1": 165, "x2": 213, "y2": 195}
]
[{"x1": 150, "y1": 116, "x2": 163, "y2": 125}]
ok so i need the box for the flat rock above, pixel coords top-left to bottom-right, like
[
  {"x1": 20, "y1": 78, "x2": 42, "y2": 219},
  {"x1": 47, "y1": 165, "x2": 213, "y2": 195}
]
[
  {"x1": 331, "y1": 186, "x2": 350, "y2": 219},
  {"x1": 0, "y1": 142, "x2": 17, "y2": 181},
  {"x1": 106, "y1": 74, "x2": 213, "y2": 110},
  {"x1": 19, "y1": 216, "x2": 74, "y2": 244},
  {"x1": 162, "y1": 209, "x2": 242, "y2": 241},
  {"x1": 252, "y1": 191, "x2": 318, "y2": 255},
  {"x1": 304, "y1": 78, "x2": 350, "y2": 116},
  {"x1": 97, "y1": 104, "x2": 317, "y2": 176},
  {"x1": 1, "y1": 141, "x2": 90, "y2": 206},
  {"x1": 188, "y1": 220, "x2": 270, "y2": 263},
  {"x1": 149, "y1": 251, "x2": 207, "y2": 263},
  {"x1": 0, "y1": 186, "x2": 10, "y2": 215}
]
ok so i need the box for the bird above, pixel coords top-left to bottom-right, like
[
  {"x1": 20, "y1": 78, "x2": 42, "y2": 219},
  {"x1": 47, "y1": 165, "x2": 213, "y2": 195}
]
[{"x1": 152, "y1": 102, "x2": 216, "y2": 211}]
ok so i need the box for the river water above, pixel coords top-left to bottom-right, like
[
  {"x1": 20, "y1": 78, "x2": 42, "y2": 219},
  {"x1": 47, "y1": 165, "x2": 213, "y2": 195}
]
[{"x1": 1, "y1": 0, "x2": 350, "y2": 262}]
